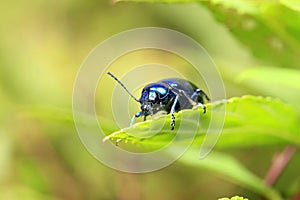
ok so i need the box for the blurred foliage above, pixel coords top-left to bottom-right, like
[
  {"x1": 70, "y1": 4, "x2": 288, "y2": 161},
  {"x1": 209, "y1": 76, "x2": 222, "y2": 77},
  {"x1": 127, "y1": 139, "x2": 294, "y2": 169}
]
[{"x1": 1, "y1": 0, "x2": 300, "y2": 200}]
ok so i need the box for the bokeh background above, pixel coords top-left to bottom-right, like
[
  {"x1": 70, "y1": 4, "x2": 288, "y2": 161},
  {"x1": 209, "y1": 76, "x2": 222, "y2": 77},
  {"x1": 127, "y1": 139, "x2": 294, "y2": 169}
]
[{"x1": 1, "y1": 0, "x2": 300, "y2": 199}]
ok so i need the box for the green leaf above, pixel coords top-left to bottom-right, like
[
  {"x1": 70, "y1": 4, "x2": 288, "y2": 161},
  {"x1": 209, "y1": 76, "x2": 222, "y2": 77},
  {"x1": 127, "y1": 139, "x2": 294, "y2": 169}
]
[
  {"x1": 114, "y1": 0, "x2": 269, "y2": 15},
  {"x1": 204, "y1": 2, "x2": 300, "y2": 70},
  {"x1": 179, "y1": 150, "x2": 281, "y2": 200},
  {"x1": 114, "y1": 0, "x2": 194, "y2": 2},
  {"x1": 218, "y1": 195, "x2": 248, "y2": 200},
  {"x1": 103, "y1": 96, "x2": 300, "y2": 149},
  {"x1": 218, "y1": 197, "x2": 248, "y2": 200},
  {"x1": 237, "y1": 67, "x2": 300, "y2": 112},
  {"x1": 113, "y1": 0, "x2": 267, "y2": 15},
  {"x1": 206, "y1": 0, "x2": 265, "y2": 15},
  {"x1": 280, "y1": 0, "x2": 300, "y2": 12}
]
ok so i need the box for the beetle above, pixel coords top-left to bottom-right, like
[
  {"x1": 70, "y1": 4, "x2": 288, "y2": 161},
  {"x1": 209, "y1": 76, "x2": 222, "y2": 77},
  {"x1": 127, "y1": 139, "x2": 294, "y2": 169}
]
[{"x1": 107, "y1": 72, "x2": 210, "y2": 130}]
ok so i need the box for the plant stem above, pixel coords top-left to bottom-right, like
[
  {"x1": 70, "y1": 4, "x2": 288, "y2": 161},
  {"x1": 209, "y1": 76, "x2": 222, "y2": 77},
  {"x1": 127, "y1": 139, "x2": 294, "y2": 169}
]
[
  {"x1": 292, "y1": 189, "x2": 300, "y2": 200},
  {"x1": 264, "y1": 145, "x2": 297, "y2": 186}
]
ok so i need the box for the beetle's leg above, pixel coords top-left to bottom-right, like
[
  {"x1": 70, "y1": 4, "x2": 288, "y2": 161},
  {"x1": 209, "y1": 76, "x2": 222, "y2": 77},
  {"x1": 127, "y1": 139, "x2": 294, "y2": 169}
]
[
  {"x1": 193, "y1": 89, "x2": 210, "y2": 113},
  {"x1": 191, "y1": 89, "x2": 210, "y2": 102},
  {"x1": 197, "y1": 102, "x2": 206, "y2": 113},
  {"x1": 179, "y1": 89, "x2": 207, "y2": 113},
  {"x1": 116, "y1": 138, "x2": 122, "y2": 146},
  {"x1": 191, "y1": 89, "x2": 201, "y2": 101},
  {"x1": 179, "y1": 90, "x2": 197, "y2": 106},
  {"x1": 130, "y1": 111, "x2": 142, "y2": 126},
  {"x1": 170, "y1": 95, "x2": 179, "y2": 130},
  {"x1": 199, "y1": 89, "x2": 210, "y2": 101}
]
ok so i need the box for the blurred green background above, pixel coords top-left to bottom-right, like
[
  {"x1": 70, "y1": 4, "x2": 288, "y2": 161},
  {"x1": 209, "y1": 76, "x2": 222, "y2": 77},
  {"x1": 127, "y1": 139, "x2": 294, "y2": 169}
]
[{"x1": 1, "y1": 0, "x2": 300, "y2": 199}]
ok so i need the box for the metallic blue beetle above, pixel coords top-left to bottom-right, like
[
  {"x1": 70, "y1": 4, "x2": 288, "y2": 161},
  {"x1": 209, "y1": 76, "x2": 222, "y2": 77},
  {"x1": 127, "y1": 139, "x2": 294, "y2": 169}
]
[{"x1": 107, "y1": 72, "x2": 210, "y2": 130}]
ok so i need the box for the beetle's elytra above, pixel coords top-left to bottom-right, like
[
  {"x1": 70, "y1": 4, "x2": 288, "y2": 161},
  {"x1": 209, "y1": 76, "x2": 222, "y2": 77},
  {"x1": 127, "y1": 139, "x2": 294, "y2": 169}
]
[{"x1": 107, "y1": 72, "x2": 209, "y2": 130}]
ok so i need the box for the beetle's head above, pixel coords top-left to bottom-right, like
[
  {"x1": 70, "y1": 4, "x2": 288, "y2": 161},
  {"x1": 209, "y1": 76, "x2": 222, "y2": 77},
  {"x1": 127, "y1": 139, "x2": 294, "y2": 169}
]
[
  {"x1": 140, "y1": 101, "x2": 153, "y2": 116},
  {"x1": 139, "y1": 83, "x2": 169, "y2": 116},
  {"x1": 139, "y1": 90, "x2": 154, "y2": 116}
]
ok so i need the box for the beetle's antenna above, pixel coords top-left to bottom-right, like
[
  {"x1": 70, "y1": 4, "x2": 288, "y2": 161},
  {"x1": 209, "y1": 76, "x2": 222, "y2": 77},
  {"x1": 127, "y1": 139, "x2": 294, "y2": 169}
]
[{"x1": 107, "y1": 72, "x2": 140, "y2": 103}]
